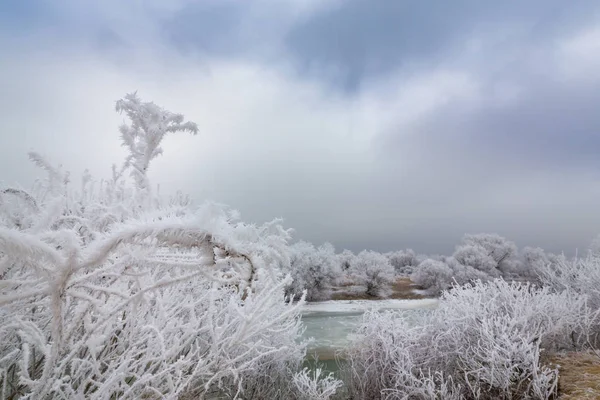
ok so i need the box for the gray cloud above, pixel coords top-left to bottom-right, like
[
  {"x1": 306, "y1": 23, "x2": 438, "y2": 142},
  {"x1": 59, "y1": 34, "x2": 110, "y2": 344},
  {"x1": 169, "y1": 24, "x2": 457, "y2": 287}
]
[
  {"x1": 162, "y1": 2, "x2": 251, "y2": 56},
  {"x1": 1, "y1": 1, "x2": 600, "y2": 257},
  {"x1": 284, "y1": 0, "x2": 600, "y2": 90}
]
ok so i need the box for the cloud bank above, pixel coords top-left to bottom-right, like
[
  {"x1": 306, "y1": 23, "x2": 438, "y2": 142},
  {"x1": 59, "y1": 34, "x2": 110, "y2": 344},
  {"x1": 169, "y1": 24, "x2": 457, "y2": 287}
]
[{"x1": 1, "y1": 0, "x2": 600, "y2": 255}]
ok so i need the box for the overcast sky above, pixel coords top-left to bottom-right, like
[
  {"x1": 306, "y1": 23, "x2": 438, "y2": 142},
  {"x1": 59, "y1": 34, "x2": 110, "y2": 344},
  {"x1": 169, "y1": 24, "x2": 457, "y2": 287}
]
[{"x1": 1, "y1": 1, "x2": 600, "y2": 255}]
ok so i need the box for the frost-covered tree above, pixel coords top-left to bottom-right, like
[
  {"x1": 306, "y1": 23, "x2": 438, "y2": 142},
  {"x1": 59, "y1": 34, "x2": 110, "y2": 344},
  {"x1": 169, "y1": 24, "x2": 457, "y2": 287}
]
[
  {"x1": 284, "y1": 241, "x2": 342, "y2": 301},
  {"x1": 411, "y1": 233, "x2": 528, "y2": 292},
  {"x1": 453, "y1": 244, "x2": 500, "y2": 276},
  {"x1": 338, "y1": 249, "x2": 356, "y2": 271},
  {"x1": 387, "y1": 249, "x2": 419, "y2": 275},
  {"x1": 351, "y1": 250, "x2": 395, "y2": 297},
  {"x1": 518, "y1": 246, "x2": 551, "y2": 280},
  {"x1": 446, "y1": 256, "x2": 492, "y2": 286},
  {"x1": 410, "y1": 258, "x2": 454, "y2": 292},
  {"x1": 411, "y1": 255, "x2": 496, "y2": 294},
  {"x1": 459, "y1": 233, "x2": 518, "y2": 275}
]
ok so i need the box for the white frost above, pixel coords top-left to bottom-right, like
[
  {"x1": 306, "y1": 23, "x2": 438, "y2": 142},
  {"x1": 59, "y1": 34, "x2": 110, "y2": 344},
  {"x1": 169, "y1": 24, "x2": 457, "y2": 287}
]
[{"x1": 301, "y1": 298, "x2": 438, "y2": 314}]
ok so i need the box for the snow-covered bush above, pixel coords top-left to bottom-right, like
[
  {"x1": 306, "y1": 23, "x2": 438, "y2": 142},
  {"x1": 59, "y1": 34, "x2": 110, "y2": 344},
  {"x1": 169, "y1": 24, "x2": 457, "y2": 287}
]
[
  {"x1": 292, "y1": 367, "x2": 343, "y2": 400},
  {"x1": 342, "y1": 279, "x2": 599, "y2": 400},
  {"x1": 351, "y1": 250, "x2": 395, "y2": 297},
  {"x1": 338, "y1": 249, "x2": 356, "y2": 272},
  {"x1": 453, "y1": 244, "x2": 500, "y2": 276},
  {"x1": 410, "y1": 258, "x2": 453, "y2": 292},
  {"x1": 446, "y1": 256, "x2": 492, "y2": 286},
  {"x1": 518, "y1": 246, "x2": 552, "y2": 280},
  {"x1": 536, "y1": 253, "x2": 600, "y2": 311},
  {"x1": 411, "y1": 256, "x2": 492, "y2": 294},
  {"x1": 284, "y1": 241, "x2": 342, "y2": 301},
  {"x1": 387, "y1": 249, "x2": 419, "y2": 275},
  {"x1": 452, "y1": 234, "x2": 518, "y2": 277},
  {"x1": 461, "y1": 233, "x2": 517, "y2": 267},
  {"x1": 0, "y1": 93, "x2": 341, "y2": 399},
  {"x1": 411, "y1": 234, "x2": 527, "y2": 292},
  {"x1": 589, "y1": 234, "x2": 600, "y2": 257},
  {"x1": 341, "y1": 312, "x2": 463, "y2": 400}
]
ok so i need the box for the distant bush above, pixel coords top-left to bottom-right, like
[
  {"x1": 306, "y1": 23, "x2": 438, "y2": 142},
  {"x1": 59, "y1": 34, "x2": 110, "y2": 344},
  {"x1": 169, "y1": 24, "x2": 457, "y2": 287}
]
[
  {"x1": 284, "y1": 241, "x2": 342, "y2": 301},
  {"x1": 461, "y1": 233, "x2": 518, "y2": 272},
  {"x1": 339, "y1": 249, "x2": 356, "y2": 272},
  {"x1": 350, "y1": 250, "x2": 395, "y2": 297},
  {"x1": 387, "y1": 249, "x2": 419, "y2": 275},
  {"x1": 519, "y1": 246, "x2": 553, "y2": 280},
  {"x1": 410, "y1": 258, "x2": 453, "y2": 292},
  {"x1": 410, "y1": 233, "x2": 552, "y2": 293}
]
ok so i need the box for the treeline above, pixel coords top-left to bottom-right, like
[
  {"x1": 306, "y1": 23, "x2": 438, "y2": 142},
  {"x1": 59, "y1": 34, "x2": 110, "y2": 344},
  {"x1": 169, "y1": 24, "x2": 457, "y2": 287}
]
[{"x1": 284, "y1": 233, "x2": 585, "y2": 301}]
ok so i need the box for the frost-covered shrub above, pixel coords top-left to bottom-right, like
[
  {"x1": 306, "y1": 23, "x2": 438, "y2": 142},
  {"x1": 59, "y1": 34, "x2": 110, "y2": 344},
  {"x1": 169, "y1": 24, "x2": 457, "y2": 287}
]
[
  {"x1": 411, "y1": 234, "x2": 526, "y2": 292},
  {"x1": 454, "y1": 233, "x2": 519, "y2": 277},
  {"x1": 0, "y1": 93, "x2": 340, "y2": 400},
  {"x1": 410, "y1": 258, "x2": 453, "y2": 292},
  {"x1": 453, "y1": 244, "x2": 499, "y2": 275},
  {"x1": 536, "y1": 253, "x2": 600, "y2": 310},
  {"x1": 461, "y1": 233, "x2": 517, "y2": 266},
  {"x1": 0, "y1": 250, "x2": 309, "y2": 399},
  {"x1": 0, "y1": 204, "x2": 332, "y2": 400},
  {"x1": 292, "y1": 367, "x2": 343, "y2": 400},
  {"x1": 341, "y1": 313, "x2": 463, "y2": 400},
  {"x1": 338, "y1": 249, "x2": 356, "y2": 272},
  {"x1": 411, "y1": 256, "x2": 492, "y2": 294},
  {"x1": 387, "y1": 249, "x2": 419, "y2": 275},
  {"x1": 342, "y1": 279, "x2": 599, "y2": 400},
  {"x1": 589, "y1": 234, "x2": 600, "y2": 257},
  {"x1": 351, "y1": 250, "x2": 395, "y2": 297},
  {"x1": 284, "y1": 241, "x2": 342, "y2": 301},
  {"x1": 518, "y1": 246, "x2": 551, "y2": 280},
  {"x1": 446, "y1": 256, "x2": 492, "y2": 286}
]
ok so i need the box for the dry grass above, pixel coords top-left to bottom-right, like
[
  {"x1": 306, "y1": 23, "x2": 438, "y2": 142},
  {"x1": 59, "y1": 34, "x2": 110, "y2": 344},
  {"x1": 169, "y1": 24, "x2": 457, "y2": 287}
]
[
  {"x1": 330, "y1": 290, "x2": 370, "y2": 301},
  {"x1": 330, "y1": 278, "x2": 430, "y2": 300},
  {"x1": 388, "y1": 277, "x2": 429, "y2": 299},
  {"x1": 545, "y1": 351, "x2": 600, "y2": 399}
]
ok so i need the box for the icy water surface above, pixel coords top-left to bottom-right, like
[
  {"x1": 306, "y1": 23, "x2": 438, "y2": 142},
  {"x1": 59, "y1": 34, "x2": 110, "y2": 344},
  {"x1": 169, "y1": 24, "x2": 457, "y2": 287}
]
[{"x1": 300, "y1": 298, "x2": 439, "y2": 360}]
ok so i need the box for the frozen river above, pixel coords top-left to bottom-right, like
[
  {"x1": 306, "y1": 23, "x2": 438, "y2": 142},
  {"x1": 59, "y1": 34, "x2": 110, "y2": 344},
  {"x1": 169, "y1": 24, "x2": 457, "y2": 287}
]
[{"x1": 300, "y1": 298, "x2": 439, "y2": 360}]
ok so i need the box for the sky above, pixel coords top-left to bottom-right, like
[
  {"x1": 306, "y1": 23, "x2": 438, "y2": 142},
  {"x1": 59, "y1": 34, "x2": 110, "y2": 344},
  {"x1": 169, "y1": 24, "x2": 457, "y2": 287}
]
[{"x1": 1, "y1": 0, "x2": 600, "y2": 255}]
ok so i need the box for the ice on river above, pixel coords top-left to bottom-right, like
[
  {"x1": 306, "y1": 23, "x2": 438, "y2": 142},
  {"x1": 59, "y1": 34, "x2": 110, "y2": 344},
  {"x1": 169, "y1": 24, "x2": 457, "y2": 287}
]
[
  {"x1": 301, "y1": 298, "x2": 438, "y2": 314},
  {"x1": 300, "y1": 298, "x2": 439, "y2": 359}
]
